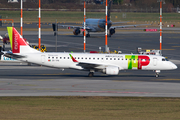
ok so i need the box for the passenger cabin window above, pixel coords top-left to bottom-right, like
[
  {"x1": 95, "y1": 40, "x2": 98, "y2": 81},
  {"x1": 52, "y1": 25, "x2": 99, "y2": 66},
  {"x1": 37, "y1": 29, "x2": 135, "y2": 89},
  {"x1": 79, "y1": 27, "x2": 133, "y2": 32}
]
[{"x1": 141, "y1": 59, "x2": 146, "y2": 61}]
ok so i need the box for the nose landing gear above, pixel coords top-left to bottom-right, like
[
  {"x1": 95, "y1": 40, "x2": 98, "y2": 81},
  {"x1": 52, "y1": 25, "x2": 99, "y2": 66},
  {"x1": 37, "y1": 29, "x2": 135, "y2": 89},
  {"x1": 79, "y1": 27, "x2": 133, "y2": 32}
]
[{"x1": 155, "y1": 70, "x2": 160, "y2": 78}]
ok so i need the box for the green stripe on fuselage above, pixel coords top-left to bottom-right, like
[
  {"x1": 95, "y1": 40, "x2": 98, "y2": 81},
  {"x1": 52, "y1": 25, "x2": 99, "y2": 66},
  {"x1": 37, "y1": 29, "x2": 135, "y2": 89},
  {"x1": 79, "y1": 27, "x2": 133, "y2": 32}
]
[{"x1": 125, "y1": 55, "x2": 138, "y2": 69}]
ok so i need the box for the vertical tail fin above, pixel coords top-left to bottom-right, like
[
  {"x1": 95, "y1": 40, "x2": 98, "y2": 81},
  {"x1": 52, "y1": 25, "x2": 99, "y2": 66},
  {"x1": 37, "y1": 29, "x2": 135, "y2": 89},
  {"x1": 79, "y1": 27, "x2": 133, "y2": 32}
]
[{"x1": 7, "y1": 27, "x2": 40, "y2": 54}]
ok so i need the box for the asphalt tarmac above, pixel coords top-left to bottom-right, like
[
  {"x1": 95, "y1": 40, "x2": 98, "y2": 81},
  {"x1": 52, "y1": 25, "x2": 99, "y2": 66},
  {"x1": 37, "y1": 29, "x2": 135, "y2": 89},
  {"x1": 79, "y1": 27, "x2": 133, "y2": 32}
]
[{"x1": 0, "y1": 30, "x2": 180, "y2": 97}]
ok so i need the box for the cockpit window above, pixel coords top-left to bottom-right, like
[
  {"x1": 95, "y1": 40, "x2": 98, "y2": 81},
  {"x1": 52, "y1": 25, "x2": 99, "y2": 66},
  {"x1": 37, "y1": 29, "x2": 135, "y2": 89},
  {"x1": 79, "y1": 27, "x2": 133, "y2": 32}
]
[{"x1": 162, "y1": 58, "x2": 169, "y2": 61}]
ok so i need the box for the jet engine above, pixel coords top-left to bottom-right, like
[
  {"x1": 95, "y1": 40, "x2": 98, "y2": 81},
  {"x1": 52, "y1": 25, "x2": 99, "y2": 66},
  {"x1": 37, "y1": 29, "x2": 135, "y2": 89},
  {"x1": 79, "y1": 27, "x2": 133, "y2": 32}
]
[
  {"x1": 102, "y1": 66, "x2": 119, "y2": 75},
  {"x1": 109, "y1": 28, "x2": 115, "y2": 35},
  {"x1": 73, "y1": 28, "x2": 81, "y2": 35}
]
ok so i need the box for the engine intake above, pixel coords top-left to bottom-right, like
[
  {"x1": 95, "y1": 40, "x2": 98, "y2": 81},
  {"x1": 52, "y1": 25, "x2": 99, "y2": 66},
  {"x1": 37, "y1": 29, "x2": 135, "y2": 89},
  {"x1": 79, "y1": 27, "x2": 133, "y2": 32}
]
[
  {"x1": 73, "y1": 28, "x2": 81, "y2": 35},
  {"x1": 109, "y1": 28, "x2": 115, "y2": 35}
]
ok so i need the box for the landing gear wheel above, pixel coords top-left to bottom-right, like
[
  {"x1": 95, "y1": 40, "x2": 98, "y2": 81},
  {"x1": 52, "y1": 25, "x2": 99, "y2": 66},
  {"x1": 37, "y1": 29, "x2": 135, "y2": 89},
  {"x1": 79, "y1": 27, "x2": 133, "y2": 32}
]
[
  {"x1": 155, "y1": 70, "x2": 160, "y2": 78},
  {"x1": 86, "y1": 34, "x2": 90, "y2": 37},
  {"x1": 156, "y1": 74, "x2": 159, "y2": 78},
  {"x1": 88, "y1": 72, "x2": 94, "y2": 77}
]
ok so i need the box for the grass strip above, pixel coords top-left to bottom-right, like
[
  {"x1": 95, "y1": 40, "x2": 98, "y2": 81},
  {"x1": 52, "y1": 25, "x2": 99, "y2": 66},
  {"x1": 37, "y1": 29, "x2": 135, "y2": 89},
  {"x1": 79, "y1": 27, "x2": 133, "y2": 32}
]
[
  {"x1": 0, "y1": 96, "x2": 180, "y2": 120},
  {"x1": 1, "y1": 11, "x2": 180, "y2": 23}
]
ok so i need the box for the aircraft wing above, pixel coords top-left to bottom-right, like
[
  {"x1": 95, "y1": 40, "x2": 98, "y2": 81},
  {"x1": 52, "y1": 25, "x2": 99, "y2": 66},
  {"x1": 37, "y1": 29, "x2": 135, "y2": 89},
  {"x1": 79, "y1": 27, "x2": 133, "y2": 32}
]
[
  {"x1": 77, "y1": 62, "x2": 119, "y2": 70},
  {"x1": 59, "y1": 25, "x2": 91, "y2": 30},
  {"x1": 111, "y1": 24, "x2": 151, "y2": 29},
  {"x1": 59, "y1": 25, "x2": 82, "y2": 29},
  {"x1": 112, "y1": 21, "x2": 129, "y2": 24}
]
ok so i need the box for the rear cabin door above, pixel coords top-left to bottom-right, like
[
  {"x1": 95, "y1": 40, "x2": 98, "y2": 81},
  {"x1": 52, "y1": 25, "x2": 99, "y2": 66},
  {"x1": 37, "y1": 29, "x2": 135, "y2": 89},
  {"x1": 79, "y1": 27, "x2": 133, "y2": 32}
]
[{"x1": 41, "y1": 55, "x2": 45, "y2": 63}]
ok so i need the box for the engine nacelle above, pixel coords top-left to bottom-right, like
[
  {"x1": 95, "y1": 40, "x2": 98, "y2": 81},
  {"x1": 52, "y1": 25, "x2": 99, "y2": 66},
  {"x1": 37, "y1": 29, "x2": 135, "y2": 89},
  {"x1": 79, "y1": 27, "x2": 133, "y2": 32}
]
[
  {"x1": 109, "y1": 28, "x2": 115, "y2": 35},
  {"x1": 73, "y1": 28, "x2": 81, "y2": 35},
  {"x1": 102, "y1": 66, "x2": 119, "y2": 75}
]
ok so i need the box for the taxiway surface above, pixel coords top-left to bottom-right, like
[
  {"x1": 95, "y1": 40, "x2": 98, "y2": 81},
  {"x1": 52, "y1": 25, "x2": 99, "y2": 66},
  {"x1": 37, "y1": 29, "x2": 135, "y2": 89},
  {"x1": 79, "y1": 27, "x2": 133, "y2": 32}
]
[{"x1": 0, "y1": 31, "x2": 180, "y2": 97}]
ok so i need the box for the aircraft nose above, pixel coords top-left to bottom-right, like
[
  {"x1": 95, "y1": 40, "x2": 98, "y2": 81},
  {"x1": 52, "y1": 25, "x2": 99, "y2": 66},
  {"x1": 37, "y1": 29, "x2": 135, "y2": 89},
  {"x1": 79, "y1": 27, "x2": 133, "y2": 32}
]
[{"x1": 171, "y1": 63, "x2": 178, "y2": 69}]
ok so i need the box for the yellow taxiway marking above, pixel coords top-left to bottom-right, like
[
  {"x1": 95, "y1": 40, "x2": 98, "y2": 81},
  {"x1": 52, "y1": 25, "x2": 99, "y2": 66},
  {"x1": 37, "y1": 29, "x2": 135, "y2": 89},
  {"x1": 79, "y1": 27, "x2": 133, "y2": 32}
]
[
  {"x1": 40, "y1": 73, "x2": 71, "y2": 75},
  {"x1": 172, "y1": 46, "x2": 180, "y2": 47},
  {"x1": 168, "y1": 43, "x2": 179, "y2": 44},
  {"x1": 162, "y1": 49, "x2": 175, "y2": 50},
  {"x1": 152, "y1": 79, "x2": 180, "y2": 81},
  {"x1": 16, "y1": 84, "x2": 37, "y2": 86}
]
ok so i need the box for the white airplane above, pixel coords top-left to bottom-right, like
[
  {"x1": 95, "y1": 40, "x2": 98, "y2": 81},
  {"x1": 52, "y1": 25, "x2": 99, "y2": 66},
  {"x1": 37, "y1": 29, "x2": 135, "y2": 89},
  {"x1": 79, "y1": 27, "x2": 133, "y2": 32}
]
[{"x1": 3, "y1": 27, "x2": 177, "y2": 77}]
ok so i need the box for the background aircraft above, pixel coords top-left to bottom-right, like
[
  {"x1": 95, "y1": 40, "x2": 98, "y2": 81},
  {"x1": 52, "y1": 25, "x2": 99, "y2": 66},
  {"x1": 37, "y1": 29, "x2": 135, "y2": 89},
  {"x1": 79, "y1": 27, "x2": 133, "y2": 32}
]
[
  {"x1": 3, "y1": 27, "x2": 177, "y2": 77},
  {"x1": 54, "y1": 0, "x2": 150, "y2": 37}
]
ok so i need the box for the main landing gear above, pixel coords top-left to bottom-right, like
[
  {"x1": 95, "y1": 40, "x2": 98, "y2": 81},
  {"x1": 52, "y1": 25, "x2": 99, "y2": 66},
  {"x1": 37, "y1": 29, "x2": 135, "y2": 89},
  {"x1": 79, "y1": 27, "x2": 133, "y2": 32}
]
[
  {"x1": 86, "y1": 33, "x2": 90, "y2": 37},
  {"x1": 155, "y1": 70, "x2": 160, "y2": 78},
  {"x1": 88, "y1": 70, "x2": 94, "y2": 77},
  {"x1": 83, "y1": 31, "x2": 90, "y2": 37},
  {"x1": 88, "y1": 72, "x2": 94, "y2": 77}
]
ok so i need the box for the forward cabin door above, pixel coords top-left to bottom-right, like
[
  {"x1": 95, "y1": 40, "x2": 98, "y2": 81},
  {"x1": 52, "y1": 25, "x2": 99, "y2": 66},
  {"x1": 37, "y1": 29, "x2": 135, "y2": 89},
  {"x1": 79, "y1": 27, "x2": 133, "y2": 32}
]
[{"x1": 153, "y1": 58, "x2": 157, "y2": 66}]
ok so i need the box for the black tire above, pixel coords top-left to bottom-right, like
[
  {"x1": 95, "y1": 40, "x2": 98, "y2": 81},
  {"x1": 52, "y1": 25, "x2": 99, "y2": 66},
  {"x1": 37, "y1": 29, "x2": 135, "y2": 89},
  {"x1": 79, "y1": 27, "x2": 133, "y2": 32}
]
[{"x1": 88, "y1": 72, "x2": 94, "y2": 77}]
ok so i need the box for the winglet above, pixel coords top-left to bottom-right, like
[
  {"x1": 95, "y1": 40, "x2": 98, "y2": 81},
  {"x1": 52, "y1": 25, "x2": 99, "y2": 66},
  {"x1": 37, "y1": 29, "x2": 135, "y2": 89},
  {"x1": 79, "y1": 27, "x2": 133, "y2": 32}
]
[{"x1": 69, "y1": 54, "x2": 78, "y2": 62}]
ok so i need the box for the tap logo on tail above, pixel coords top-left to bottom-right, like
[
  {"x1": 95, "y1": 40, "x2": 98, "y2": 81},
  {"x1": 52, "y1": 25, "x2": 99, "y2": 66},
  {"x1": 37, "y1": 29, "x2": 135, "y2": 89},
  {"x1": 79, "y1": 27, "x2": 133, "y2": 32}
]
[{"x1": 7, "y1": 27, "x2": 28, "y2": 53}]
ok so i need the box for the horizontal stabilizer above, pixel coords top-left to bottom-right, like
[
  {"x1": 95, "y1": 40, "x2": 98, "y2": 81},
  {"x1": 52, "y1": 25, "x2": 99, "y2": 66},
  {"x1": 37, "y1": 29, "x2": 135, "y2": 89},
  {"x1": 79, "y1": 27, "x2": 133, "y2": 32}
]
[{"x1": 4, "y1": 53, "x2": 25, "y2": 59}]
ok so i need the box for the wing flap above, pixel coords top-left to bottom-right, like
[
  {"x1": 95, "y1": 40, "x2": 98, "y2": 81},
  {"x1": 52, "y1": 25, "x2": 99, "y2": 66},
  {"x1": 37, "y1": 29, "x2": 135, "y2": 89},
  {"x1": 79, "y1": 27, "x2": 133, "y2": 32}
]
[{"x1": 77, "y1": 62, "x2": 119, "y2": 70}]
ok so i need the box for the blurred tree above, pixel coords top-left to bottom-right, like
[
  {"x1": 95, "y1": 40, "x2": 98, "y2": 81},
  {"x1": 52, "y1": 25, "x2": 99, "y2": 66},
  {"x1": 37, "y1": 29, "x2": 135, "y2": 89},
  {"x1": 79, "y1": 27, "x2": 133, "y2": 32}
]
[{"x1": 113, "y1": 0, "x2": 123, "y2": 5}]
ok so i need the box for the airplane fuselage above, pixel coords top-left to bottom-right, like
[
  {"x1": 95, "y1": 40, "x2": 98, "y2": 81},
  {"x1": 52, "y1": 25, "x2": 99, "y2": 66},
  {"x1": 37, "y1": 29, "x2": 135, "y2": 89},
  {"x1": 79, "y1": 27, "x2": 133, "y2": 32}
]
[
  {"x1": 85, "y1": 18, "x2": 112, "y2": 32},
  {"x1": 18, "y1": 52, "x2": 177, "y2": 72}
]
